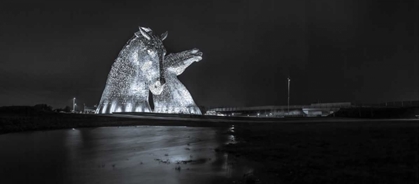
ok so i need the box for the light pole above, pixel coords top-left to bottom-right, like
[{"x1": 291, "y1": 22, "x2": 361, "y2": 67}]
[
  {"x1": 73, "y1": 97, "x2": 76, "y2": 113},
  {"x1": 287, "y1": 77, "x2": 290, "y2": 114}
]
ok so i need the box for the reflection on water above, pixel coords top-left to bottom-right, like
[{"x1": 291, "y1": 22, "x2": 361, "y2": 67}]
[
  {"x1": 227, "y1": 125, "x2": 237, "y2": 145},
  {"x1": 0, "y1": 126, "x2": 252, "y2": 184}
]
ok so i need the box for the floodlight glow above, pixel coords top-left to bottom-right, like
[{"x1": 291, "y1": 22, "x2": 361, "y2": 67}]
[{"x1": 96, "y1": 26, "x2": 202, "y2": 115}]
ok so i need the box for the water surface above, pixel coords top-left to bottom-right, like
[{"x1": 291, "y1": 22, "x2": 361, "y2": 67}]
[{"x1": 0, "y1": 126, "x2": 252, "y2": 184}]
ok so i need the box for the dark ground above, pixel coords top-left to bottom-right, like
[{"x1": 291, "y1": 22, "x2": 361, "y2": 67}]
[
  {"x1": 0, "y1": 106, "x2": 234, "y2": 134},
  {"x1": 219, "y1": 120, "x2": 419, "y2": 184},
  {"x1": 0, "y1": 106, "x2": 418, "y2": 183}
]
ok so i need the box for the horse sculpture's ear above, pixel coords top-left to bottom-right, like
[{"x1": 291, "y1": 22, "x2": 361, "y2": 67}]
[
  {"x1": 141, "y1": 27, "x2": 152, "y2": 32},
  {"x1": 138, "y1": 27, "x2": 151, "y2": 40},
  {"x1": 160, "y1": 31, "x2": 168, "y2": 41}
]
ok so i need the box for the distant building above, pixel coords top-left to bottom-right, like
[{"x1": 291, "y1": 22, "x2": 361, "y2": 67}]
[
  {"x1": 206, "y1": 102, "x2": 352, "y2": 118},
  {"x1": 83, "y1": 105, "x2": 97, "y2": 114}
]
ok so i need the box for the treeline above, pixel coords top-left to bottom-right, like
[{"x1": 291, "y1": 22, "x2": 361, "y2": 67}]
[
  {"x1": 0, "y1": 106, "x2": 138, "y2": 134},
  {"x1": 0, "y1": 104, "x2": 74, "y2": 115}
]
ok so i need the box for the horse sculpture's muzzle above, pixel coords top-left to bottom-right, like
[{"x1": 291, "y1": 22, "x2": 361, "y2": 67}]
[
  {"x1": 149, "y1": 53, "x2": 166, "y2": 95},
  {"x1": 158, "y1": 53, "x2": 166, "y2": 85}
]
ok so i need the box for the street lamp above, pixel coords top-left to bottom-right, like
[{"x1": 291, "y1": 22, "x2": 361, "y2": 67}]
[
  {"x1": 73, "y1": 97, "x2": 76, "y2": 113},
  {"x1": 287, "y1": 77, "x2": 290, "y2": 114}
]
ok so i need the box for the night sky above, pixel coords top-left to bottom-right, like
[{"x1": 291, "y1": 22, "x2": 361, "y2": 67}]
[{"x1": 0, "y1": 0, "x2": 418, "y2": 109}]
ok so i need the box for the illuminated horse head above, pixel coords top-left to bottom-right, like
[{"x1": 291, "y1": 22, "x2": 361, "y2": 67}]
[
  {"x1": 134, "y1": 27, "x2": 168, "y2": 94},
  {"x1": 96, "y1": 27, "x2": 169, "y2": 113}
]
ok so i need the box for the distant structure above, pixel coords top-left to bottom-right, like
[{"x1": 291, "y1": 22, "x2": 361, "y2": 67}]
[
  {"x1": 206, "y1": 102, "x2": 353, "y2": 117},
  {"x1": 84, "y1": 104, "x2": 97, "y2": 114},
  {"x1": 96, "y1": 27, "x2": 202, "y2": 114},
  {"x1": 206, "y1": 100, "x2": 420, "y2": 117}
]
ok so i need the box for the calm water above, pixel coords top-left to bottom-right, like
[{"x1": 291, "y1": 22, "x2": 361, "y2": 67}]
[{"x1": 0, "y1": 126, "x2": 252, "y2": 184}]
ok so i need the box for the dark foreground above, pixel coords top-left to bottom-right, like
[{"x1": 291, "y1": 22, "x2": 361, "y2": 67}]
[
  {"x1": 0, "y1": 109, "x2": 418, "y2": 183},
  {"x1": 220, "y1": 120, "x2": 419, "y2": 184}
]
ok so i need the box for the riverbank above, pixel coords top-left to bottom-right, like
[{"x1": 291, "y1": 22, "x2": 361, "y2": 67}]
[
  {"x1": 0, "y1": 111, "x2": 284, "y2": 134},
  {"x1": 1, "y1": 108, "x2": 417, "y2": 134}
]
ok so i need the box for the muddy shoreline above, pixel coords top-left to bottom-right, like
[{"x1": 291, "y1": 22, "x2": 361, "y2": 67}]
[{"x1": 1, "y1": 111, "x2": 416, "y2": 134}]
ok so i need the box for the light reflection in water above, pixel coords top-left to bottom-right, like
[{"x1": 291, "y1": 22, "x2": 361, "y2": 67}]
[
  {"x1": 0, "y1": 126, "x2": 252, "y2": 184},
  {"x1": 226, "y1": 125, "x2": 237, "y2": 145}
]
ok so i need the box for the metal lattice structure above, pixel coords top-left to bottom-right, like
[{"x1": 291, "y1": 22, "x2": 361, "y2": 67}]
[{"x1": 96, "y1": 27, "x2": 202, "y2": 114}]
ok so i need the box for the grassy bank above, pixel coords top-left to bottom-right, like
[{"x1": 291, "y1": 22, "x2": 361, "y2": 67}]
[
  {"x1": 218, "y1": 120, "x2": 418, "y2": 184},
  {"x1": 0, "y1": 112, "x2": 137, "y2": 134},
  {"x1": 0, "y1": 106, "x2": 243, "y2": 134}
]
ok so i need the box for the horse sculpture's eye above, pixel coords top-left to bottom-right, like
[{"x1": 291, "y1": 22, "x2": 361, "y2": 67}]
[
  {"x1": 147, "y1": 49, "x2": 156, "y2": 56},
  {"x1": 141, "y1": 61, "x2": 152, "y2": 72}
]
